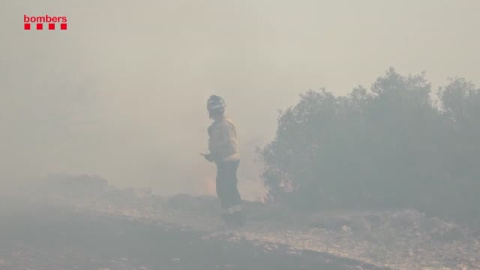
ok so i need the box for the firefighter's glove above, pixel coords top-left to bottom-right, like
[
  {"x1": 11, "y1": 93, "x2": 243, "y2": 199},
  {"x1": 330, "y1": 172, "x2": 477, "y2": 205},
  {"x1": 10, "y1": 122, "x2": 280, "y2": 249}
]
[{"x1": 201, "y1": 153, "x2": 215, "y2": 162}]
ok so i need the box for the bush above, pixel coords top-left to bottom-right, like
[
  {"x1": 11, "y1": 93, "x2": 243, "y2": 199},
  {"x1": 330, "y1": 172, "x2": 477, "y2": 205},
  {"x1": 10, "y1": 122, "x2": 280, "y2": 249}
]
[{"x1": 260, "y1": 68, "x2": 480, "y2": 224}]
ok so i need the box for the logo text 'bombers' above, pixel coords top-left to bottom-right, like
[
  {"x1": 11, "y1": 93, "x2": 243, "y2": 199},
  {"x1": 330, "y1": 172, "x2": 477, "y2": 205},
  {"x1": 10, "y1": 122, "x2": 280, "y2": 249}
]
[{"x1": 24, "y1": 15, "x2": 68, "y2": 30}]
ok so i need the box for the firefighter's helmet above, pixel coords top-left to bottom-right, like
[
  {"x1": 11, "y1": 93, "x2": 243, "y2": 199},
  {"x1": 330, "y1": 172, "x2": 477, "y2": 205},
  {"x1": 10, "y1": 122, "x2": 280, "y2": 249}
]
[{"x1": 207, "y1": 95, "x2": 226, "y2": 117}]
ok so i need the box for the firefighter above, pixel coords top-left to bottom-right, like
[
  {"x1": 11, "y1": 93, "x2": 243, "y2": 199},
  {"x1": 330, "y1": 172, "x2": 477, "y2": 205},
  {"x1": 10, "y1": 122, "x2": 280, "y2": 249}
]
[{"x1": 201, "y1": 95, "x2": 245, "y2": 227}]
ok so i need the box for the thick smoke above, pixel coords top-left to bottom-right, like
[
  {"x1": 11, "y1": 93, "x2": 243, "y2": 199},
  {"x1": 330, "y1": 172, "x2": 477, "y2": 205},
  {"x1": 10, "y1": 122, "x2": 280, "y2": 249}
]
[{"x1": 1, "y1": 0, "x2": 479, "y2": 198}]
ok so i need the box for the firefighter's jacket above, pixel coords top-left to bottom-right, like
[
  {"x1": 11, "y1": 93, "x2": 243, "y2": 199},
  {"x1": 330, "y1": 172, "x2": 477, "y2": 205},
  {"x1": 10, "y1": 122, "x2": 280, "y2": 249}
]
[{"x1": 208, "y1": 117, "x2": 240, "y2": 162}]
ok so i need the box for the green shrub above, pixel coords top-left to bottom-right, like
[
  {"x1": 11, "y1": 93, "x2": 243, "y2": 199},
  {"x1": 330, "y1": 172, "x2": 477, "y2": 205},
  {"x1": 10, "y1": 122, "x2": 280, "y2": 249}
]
[{"x1": 260, "y1": 68, "x2": 480, "y2": 224}]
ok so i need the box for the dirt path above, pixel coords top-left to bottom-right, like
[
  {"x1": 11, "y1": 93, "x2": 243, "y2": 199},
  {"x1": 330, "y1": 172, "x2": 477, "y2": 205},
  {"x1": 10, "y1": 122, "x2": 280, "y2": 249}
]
[
  {"x1": 3, "y1": 177, "x2": 479, "y2": 270},
  {"x1": 0, "y1": 201, "x2": 384, "y2": 270}
]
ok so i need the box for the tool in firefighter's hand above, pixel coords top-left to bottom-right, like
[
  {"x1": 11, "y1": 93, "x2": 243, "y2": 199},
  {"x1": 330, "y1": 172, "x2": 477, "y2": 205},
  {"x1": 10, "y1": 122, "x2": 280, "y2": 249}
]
[{"x1": 200, "y1": 153, "x2": 215, "y2": 162}]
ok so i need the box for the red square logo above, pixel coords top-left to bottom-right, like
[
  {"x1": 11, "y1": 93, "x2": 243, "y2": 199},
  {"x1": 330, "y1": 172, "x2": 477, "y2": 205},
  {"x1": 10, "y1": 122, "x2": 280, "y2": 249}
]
[
  {"x1": 48, "y1": 23, "x2": 55, "y2": 30},
  {"x1": 36, "y1": 23, "x2": 43, "y2": 30},
  {"x1": 60, "y1": 23, "x2": 67, "y2": 30},
  {"x1": 24, "y1": 23, "x2": 30, "y2": 30}
]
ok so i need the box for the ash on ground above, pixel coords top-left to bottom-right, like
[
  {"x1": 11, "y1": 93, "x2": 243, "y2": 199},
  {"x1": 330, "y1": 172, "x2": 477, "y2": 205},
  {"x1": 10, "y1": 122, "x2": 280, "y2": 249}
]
[{"x1": 1, "y1": 175, "x2": 478, "y2": 270}]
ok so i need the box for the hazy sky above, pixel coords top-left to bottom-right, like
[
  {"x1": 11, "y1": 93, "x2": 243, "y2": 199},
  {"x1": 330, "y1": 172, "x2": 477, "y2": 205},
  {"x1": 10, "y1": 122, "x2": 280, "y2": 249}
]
[{"x1": 1, "y1": 0, "x2": 479, "y2": 197}]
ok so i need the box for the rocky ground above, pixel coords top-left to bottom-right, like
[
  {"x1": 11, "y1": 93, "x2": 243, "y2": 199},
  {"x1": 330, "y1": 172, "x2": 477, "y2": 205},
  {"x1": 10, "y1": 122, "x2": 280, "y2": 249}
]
[
  {"x1": 1, "y1": 202, "x2": 378, "y2": 270},
  {"x1": 1, "y1": 175, "x2": 479, "y2": 269}
]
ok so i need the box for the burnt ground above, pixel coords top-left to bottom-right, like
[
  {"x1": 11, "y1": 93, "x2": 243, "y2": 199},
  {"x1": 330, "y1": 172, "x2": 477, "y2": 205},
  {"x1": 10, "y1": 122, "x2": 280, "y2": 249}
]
[
  {"x1": 1, "y1": 175, "x2": 479, "y2": 270},
  {"x1": 0, "y1": 200, "x2": 384, "y2": 270}
]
